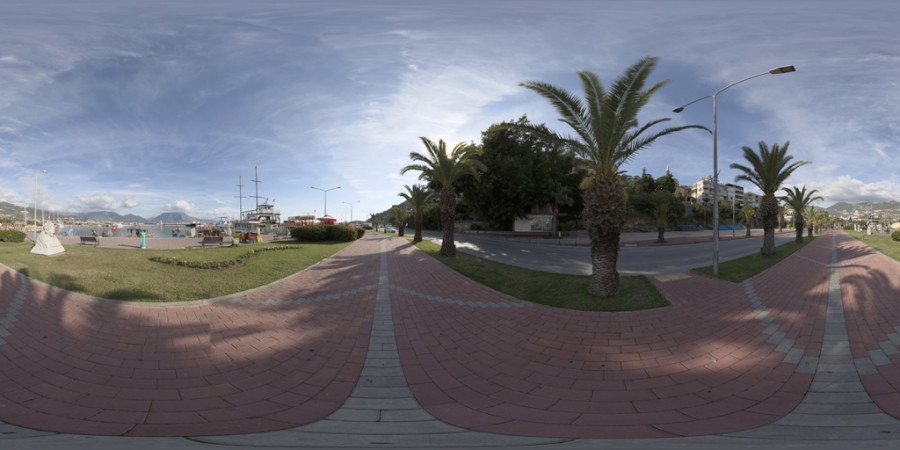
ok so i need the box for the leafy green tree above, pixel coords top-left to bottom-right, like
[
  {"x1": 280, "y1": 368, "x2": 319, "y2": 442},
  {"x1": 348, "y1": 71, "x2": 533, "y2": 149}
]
[
  {"x1": 401, "y1": 138, "x2": 486, "y2": 256},
  {"x1": 519, "y1": 57, "x2": 704, "y2": 297},
  {"x1": 649, "y1": 191, "x2": 674, "y2": 243},
  {"x1": 399, "y1": 185, "x2": 434, "y2": 243},
  {"x1": 459, "y1": 117, "x2": 584, "y2": 230},
  {"x1": 780, "y1": 185, "x2": 823, "y2": 243},
  {"x1": 739, "y1": 206, "x2": 757, "y2": 237},
  {"x1": 730, "y1": 141, "x2": 810, "y2": 256}
]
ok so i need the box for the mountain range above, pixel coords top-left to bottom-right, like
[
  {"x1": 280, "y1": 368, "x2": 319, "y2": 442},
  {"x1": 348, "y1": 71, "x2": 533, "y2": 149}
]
[
  {"x1": 0, "y1": 201, "x2": 198, "y2": 224},
  {"x1": 825, "y1": 200, "x2": 900, "y2": 219}
]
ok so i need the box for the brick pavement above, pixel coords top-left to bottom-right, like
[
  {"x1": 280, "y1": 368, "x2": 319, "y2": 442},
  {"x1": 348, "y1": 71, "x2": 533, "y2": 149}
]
[
  {"x1": 2, "y1": 230, "x2": 900, "y2": 443},
  {"x1": 0, "y1": 239, "x2": 377, "y2": 436}
]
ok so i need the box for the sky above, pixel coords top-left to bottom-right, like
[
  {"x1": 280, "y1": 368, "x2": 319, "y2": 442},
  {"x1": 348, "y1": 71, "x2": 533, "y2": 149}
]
[{"x1": 1, "y1": 0, "x2": 898, "y2": 222}]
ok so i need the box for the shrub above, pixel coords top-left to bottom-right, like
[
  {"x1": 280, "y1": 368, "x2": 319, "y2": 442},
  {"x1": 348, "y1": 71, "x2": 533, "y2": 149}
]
[
  {"x1": 356, "y1": 227, "x2": 366, "y2": 239},
  {"x1": 292, "y1": 224, "x2": 328, "y2": 241},
  {"x1": 327, "y1": 225, "x2": 358, "y2": 242},
  {"x1": 892, "y1": 231, "x2": 900, "y2": 242},
  {"x1": 0, "y1": 230, "x2": 27, "y2": 243}
]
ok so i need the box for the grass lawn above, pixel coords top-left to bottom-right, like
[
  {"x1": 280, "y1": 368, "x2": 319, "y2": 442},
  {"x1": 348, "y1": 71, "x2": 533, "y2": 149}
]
[
  {"x1": 846, "y1": 230, "x2": 900, "y2": 262},
  {"x1": 694, "y1": 235, "x2": 815, "y2": 283},
  {"x1": 411, "y1": 239, "x2": 668, "y2": 312},
  {"x1": 0, "y1": 240, "x2": 352, "y2": 302}
]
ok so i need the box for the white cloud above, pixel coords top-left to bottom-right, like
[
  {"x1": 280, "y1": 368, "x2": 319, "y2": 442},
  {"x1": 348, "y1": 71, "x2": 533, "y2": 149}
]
[
  {"x1": 162, "y1": 200, "x2": 197, "y2": 213},
  {"x1": 74, "y1": 194, "x2": 139, "y2": 211},
  {"x1": 806, "y1": 176, "x2": 899, "y2": 205}
]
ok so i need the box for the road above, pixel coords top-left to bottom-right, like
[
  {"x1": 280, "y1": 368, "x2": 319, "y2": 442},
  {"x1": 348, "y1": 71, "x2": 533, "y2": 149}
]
[{"x1": 421, "y1": 230, "x2": 796, "y2": 276}]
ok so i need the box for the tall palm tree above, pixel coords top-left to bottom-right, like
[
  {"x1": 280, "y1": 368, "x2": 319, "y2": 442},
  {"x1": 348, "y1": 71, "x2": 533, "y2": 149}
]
[
  {"x1": 520, "y1": 57, "x2": 704, "y2": 297},
  {"x1": 780, "y1": 185, "x2": 823, "y2": 243},
  {"x1": 401, "y1": 138, "x2": 485, "y2": 256},
  {"x1": 739, "y1": 205, "x2": 757, "y2": 237},
  {"x1": 730, "y1": 141, "x2": 810, "y2": 256},
  {"x1": 399, "y1": 184, "x2": 434, "y2": 243}
]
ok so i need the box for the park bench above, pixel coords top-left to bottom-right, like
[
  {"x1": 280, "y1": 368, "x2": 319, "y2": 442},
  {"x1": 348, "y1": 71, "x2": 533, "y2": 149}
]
[
  {"x1": 201, "y1": 235, "x2": 224, "y2": 247},
  {"x1": 80, "y1": 236, "x2": 100, "y2": 246},
  {"x1": 274, "y1": 231, "x2": 290, "y2": 240}
]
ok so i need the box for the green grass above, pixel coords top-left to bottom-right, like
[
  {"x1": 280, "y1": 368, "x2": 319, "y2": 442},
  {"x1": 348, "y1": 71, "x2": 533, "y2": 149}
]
[
  {"x1": 411, "y1": 239, "x2": 668, "y2": 312},
  {"x1": 0, "y1": 240, "x2": 352, "y2": 302},
  {"x1": 846, "y1": 230, "x2": 900, "y2": 261},
  {"x1": 694, "y1": 235, "x2": 814, "y2": 283}
]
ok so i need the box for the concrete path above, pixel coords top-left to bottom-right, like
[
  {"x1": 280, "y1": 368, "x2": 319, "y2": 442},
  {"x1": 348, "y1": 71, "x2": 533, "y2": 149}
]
[{"x1": 1, "y1": 231, "x2": 900, "y2": 448}]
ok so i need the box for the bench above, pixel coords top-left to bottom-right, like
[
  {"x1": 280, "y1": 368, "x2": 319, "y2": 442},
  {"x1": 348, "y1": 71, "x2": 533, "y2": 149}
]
[
  {"x1": 274, "y1": 231, "x2": 290, "y2": 240},
  {"x1": 80, "y1": 236, "x2": 100, "y2": 246},
  {"x1": 201, "y1": 235, "x2": 224, "y2": 247}
]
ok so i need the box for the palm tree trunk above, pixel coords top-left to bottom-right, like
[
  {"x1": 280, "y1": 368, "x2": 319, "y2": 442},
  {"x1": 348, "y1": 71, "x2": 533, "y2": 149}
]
[
  {"x1": 795, "y1": 218, "x2": 804, "y2": 243},
  {"x1": 746, "y1": 221, "x2": 752, "y2": 237},
  {"x1": 656, "y1": 224, "x2": 665, "y2": 243},
  {"x1": 439, "y1": 187, "x2": 456, "y2": 256},
  {"x1": 413, "y1": 211, "x2": 423, "y2": 243},
  {"x1": 759, "y1": 195, "x2": 778, "y2": 256},
  {"x1": 583, "y1": 175, "x2": 625, "y2": 297}
]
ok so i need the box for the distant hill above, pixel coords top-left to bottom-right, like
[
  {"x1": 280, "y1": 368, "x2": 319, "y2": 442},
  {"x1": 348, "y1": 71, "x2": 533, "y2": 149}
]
[
  {"x1": 66, "y1": 210, "x2": 149, "y2": 223},
  {"x1": 150, "y1": 212, "x2": 198, "y2": 224},
  {"x1": 826, "y1": 200, "x2": 900, "y2": 220}
]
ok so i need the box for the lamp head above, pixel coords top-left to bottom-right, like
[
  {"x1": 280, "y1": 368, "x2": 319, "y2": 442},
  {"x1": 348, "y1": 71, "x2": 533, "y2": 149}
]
[
  {"x1": 769, "y1": 65, "x2": 796, "y2": 74},
  {"x1": 673, "y1": 107, "x2": 684, "y2": 113}
]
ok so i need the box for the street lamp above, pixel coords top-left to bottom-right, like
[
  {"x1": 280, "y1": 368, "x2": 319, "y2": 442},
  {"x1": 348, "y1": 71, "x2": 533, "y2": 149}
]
[
  {"x1": 343, "y1": 200, "x2": 359, "y2": 223},
  {"x1": 310, "y1": 186, "x2": 340, "y2": 217},
  {"x1": 674, "y1": 65, "x2": 795, "y2": 275}
]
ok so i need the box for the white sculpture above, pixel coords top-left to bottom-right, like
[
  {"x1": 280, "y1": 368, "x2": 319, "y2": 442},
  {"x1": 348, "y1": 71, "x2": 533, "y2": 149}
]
[{"x1": 31, "y1": 220, "x2": 66, "y2": 256}]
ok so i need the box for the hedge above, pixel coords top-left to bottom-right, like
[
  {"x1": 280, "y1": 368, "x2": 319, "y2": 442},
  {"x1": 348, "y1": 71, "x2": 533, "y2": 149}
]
[
  {"x1": 149, "y1": 245, "x2": 298, "y2": 270},
  {"x1": 0, "y1": 230, "x2": 27, "y2": 243},
  {"x1": 291, "y1": 225, "x2": 360, "y2": 242}
]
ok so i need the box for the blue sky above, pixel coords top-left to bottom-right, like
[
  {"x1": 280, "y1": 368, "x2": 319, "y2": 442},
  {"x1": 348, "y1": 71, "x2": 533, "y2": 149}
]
[{"x1": 1, "y1": 0, "x2": 897, "y2": 221}]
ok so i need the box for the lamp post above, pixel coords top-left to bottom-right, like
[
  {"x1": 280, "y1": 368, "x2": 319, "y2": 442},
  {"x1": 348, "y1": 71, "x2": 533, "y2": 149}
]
[
  {"x1": 674, "y1": 65, "x2": 796, "y2": 275},
  {"x1": 311, "y1": 186, "x2": 340, "y2": 217},
  {"x1": 343, "y1": 200, "x2": 359, "y2": 223}
]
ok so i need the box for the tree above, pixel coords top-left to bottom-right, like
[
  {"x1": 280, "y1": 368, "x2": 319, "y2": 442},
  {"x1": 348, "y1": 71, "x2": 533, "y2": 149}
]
[
  {"x1": 399, "y1": 184, "x2": 434, "y2": 243},
  {"x1": 730, "y1": 141, "x2": 810, "y2": 256},
  {"x1": 389, "y1": 206, "x2": 406, "y2": 237},
  {"x1": 780, "y1": 185, "x2": 823, "y2": 244},
  {"x1": 649, "y1": 191, "x2": 673, "y2": 243},
  {"x1": 739, "y1": 206, "x2": 757, "y2": 237},
  {"x1": 401, "y1": 138, "x2": 486, "y2": 256},
  {"x1": 778, "y1": 206, "x2": 788, "y2": 233},
  {"x1": 520, "y1": 58, "x2": 705, "y2": 296},
  {"x1": 459, "y1": 117, "x2": 584, "y2": 230}
]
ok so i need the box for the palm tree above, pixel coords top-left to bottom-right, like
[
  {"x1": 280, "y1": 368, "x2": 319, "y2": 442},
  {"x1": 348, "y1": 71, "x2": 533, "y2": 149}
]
[
  {"x1": 778, "y1": 206, "x2": 788, "y2": 233},
  {"x1": 803, "y1": 206, "x2": 818, "y2": 237},
  {"x1": 730, "y1": 141, "x2": 810, "y2": 256},
  {"x1": 739, "y1": 205, "x2": 757, "y2": 237},
  {"x1": 388, "y1": 206, "x2": 406, "y2": 237},
  {"x1": 519, "y1": 57, "x2": 704, "y2": 297},
  {"x1": 401, "y1": 138, "x2": 485, "y2": 256},
  {"x1": 780, "y1": 185, "x2": 823, "y2": 244},
  {"x1": 399, "y1": 184, "x2": 434, "y2": 243},
  {"x1": 650, "y1": 191, "x2": 672, "y2": 243}
]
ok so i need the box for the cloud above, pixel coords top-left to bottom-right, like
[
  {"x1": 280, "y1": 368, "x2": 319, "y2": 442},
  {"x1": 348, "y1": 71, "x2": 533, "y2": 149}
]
[
  {"x1": 74, "y1": 194, "x2": 137, "y2": 211},
  {"x1": 805, "y1": 176, "x2": 899, "y2": 205},
  {"x1": 162, "y1": 200, "x2": 197, "y2": 213}
]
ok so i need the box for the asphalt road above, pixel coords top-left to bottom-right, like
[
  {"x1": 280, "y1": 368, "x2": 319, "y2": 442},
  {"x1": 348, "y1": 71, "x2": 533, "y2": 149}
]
[{"x1": 421, "y1": 230, "x2": 796, "y2": 276}]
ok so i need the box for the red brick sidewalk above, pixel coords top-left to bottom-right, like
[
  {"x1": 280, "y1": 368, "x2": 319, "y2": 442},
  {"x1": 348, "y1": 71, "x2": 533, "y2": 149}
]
[
  {"x1": 0, "y1": 239, "x2": 377, "y2": 436},
  {"x1": 387, "y1": 235, "x2": 828, "y2": 438},
  {"x1": 4, "y1": 231, "x2": 895, "y2": 438},
  {"x1": 837, "y1": 232, "x2": 900, "y2": 419}
]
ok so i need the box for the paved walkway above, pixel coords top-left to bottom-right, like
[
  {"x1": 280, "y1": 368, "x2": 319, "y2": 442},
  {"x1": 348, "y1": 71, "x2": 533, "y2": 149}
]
[{"x1": 1, "y1": 231, "x2": 900, "y2": 448}]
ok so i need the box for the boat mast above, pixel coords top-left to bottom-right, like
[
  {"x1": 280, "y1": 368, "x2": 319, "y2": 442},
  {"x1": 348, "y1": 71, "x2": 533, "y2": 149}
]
[
  {"x1": 235, "y1": 176, "x2": 246, "y2": 221},
  {"x1": 251, "y1": 166, "x2": 263, "y2": 214}
]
